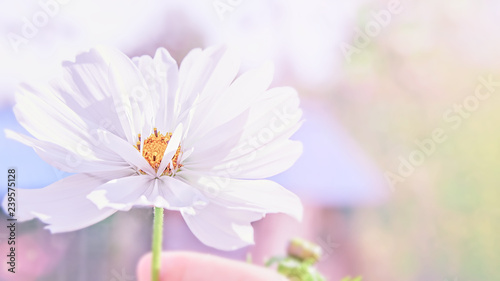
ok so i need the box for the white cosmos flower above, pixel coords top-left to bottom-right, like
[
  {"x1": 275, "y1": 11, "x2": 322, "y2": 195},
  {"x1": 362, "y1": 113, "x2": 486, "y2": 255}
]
[{"x1": 2, "y1": 46, "x2": 303, "y2": 250}]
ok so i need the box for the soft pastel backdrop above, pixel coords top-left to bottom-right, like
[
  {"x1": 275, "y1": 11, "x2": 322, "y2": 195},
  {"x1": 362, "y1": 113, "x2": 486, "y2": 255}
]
[{"x1": 1, "y1": 0, "x2": 498, "y2": 280}]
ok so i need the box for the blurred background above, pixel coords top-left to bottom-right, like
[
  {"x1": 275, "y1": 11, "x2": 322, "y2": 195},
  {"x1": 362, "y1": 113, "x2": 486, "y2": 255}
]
[{"x1": 1, "y1": 0, "x2": 499, "y2": 280}]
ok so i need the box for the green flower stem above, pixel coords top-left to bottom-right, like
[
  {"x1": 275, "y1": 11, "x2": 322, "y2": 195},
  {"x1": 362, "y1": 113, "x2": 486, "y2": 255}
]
[{"x1": 151, "y1": 207, "x2": 164, "y2": 281}]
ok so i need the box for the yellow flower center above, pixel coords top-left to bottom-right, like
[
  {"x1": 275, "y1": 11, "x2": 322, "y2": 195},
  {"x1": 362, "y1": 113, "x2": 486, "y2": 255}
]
[{"x1": 135, "y1": 128, "x2": 182, "y2": 175}]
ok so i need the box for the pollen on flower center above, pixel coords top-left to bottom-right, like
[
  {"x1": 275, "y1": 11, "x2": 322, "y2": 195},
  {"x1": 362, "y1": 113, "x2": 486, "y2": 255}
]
[{"x1": 135, "y1": 128, "x2": 182, "y2": 175}]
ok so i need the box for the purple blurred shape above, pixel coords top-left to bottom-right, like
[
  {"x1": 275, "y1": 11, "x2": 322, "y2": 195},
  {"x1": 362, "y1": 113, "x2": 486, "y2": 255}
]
[{"x1": 272, "y1": 100, "x2": 389, "y2": 206}]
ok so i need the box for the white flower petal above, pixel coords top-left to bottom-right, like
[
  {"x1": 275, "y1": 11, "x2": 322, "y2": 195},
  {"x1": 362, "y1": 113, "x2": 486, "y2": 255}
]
[
  {"x1": 185, "y1": 87, "x2": 303, "y2": 177},
  {"x1": 220, "y1": 87, "x2": 303, "y2": 166},
  {"x1": 96, "y1": 47, "x2": 155, "y2": 143},
  {"x1": 157, "y1": 123, "x2": 183, "y2": 177},
  {"x1": 243, "y1": 87, "x2": 302, "y2": 139},
  {"x1": 87, "y1": 175, "x2": 154, "y2": 211},
  {"x1": 189, "y1": 63, "x2": 274, "y2": 139},
  {"x1": 181, "y1": 202, "x2": 264, "y2": 250},
  {"x1": 98, "y1": 130, "x2": 155, "y2": 176},
  {"x1": 153, "y1": 177, "x2": 206, "y2": 210},
  {"x1": 13, "y1": 86, "x2": 122, "y2": 163},
  {"x1": 5, "y1": 129, "x2": 129, "y2": 173},
  {"x1": 178, "y1": 173, "x2": 303, "y2": 221},
  {"x1": 57, "y1": 49, "x2": 130, "y2": 140},
  {"x1": 2, "y1": 174, "x2": 120, "y2": 233},
  {"x1": 182, "y1": 111, "x2": 248, "y2": 167},
  {"x1": 176, "y1": 46, "x2": 240, "y2": 132},
  {"x1": 132, "y1": 48, "x2": 180, "y2": 133},
  {"x1": 57, "y1": 48, "x2": 157, "y2": 142},
  {"x1": 154, "y1": 48, "x2": 180, "y2": 132},
  {"x1": 210, "y1": 140, "x2": 303, "y2": 179}
]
